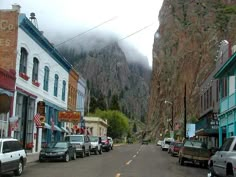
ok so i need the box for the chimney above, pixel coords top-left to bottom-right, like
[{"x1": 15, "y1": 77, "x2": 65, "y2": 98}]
[{"x1": 12, "y1": 4, "x2": 21, "y2": 13}]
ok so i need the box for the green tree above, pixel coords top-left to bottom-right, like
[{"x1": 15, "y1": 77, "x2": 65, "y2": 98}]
[
  {"x1": 93, "y1": 109, "x2": 129, "y2": 139},
  {"x1": 132, "y1": 123, "x2": 137, "y2": 133},
  {"x1": 110, "y1": 94, "x2": 120, "y2": 111}
]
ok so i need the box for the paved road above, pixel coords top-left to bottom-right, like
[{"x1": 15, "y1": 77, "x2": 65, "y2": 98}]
[{"x1": 2, "y1": 144, "x2": 208, "y2": 177}]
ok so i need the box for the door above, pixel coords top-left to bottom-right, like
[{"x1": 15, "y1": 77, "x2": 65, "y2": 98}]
[
  {"x1": 214, "y1": 137, "x2": 233, "y2": 176},
  {"x1": 1, "y1": 141, "x2": 14, "y2": 172}
]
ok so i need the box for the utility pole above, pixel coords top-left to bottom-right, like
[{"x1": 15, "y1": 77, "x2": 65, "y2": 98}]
[
  {"x1": 171, "y1": 103, "x2": 174, "y2": 131},
  {"x1": 184, "y1": 83, "x2": 187, "y2": 139}
]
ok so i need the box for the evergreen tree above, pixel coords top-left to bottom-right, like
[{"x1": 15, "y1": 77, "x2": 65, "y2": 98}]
[{"x1": 110, "y1": 94, "x2": 120, "y2": 111}]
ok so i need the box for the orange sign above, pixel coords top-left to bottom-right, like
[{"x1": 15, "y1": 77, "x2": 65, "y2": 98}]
[{"x1": 58, "y1": 111, "x2": 81, "y2": 122}]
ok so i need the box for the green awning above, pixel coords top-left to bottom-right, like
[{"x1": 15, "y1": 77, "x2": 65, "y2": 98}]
[{"x1": 214, "y1": 52, "x2": 236, "y2": 78}]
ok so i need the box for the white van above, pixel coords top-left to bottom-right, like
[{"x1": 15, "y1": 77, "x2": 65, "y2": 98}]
[{"x1": 161, "y1": 138, "x2": 174, "y2": 151}]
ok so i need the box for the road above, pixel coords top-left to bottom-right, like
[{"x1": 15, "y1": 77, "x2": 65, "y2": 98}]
[{"x1": 2, "y1": 144, "x2": 208, "y2": 177}]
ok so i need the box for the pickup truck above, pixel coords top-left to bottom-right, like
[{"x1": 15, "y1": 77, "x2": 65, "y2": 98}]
[
  {"x1": 178, "y1": 139, "x2": 210, "y2": 167},
  {"x1": 208, "y1": 136, "x2": 236, "y2": 177}
]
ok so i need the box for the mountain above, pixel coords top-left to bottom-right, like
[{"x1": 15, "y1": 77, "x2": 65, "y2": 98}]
[
  {"x1": 147, "y1": 0, "x2": 236, "y2": 139},
  {"x1": 58, "y1": 36, "x2": 151, "y2": 121}
]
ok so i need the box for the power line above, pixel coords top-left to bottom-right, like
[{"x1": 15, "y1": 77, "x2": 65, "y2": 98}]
[{"x1": 54, "y1": 16, "x2": 118, "y2": 48}]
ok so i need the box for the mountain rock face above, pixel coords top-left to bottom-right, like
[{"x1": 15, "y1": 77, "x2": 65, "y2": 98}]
[
  {"x1": 147, "y1": 0, "x2": 236, "y2": 138},
  {"x1": 59, "y1": 41, "x2": 151, "y2": 121}
]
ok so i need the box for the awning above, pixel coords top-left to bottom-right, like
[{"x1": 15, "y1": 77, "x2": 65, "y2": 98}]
[
  {"x1": 0, "y1": 88, "x2": 13, "y2": 97},
  {"x1": 43, "y1": 123, "x2": 51, "y2": 129},
  {"x1": 54, "y1": 125, "x2": 62, "y2": 132},
  {"x1": 61, "y1": 127, "x2": 69, "y2": 133}
]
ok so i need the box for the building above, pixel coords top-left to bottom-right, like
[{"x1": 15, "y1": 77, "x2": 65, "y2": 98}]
[
  {"x1": 1, "y1": 5, "x2": 72, "y2": 152},
  {"x1": 83, "y1": 117, "x2": 108, "y2": 136},
  {"x1": 77, "y1": 75, "x2": 86, "y2": 130},
  {"x1": 0, "y1": 6, "x2": 19, "y2": 138},
  {"x1": 196, "y1": 40, "x2": 231, "y2": 147},
  {"x1": 66, "y1": 68, "x2": 79, "y2": 134},
  {"x1": 214, "y1": 42, "x2": 236, "y2": 146}
]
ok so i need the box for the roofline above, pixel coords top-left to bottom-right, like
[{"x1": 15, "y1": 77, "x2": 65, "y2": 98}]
[
  {"x1": 18, "y1": 14, "x2": 72, "y2": 72},
  {"x1": 214, "y1": 52, "x2": 236, "y2": 78}
]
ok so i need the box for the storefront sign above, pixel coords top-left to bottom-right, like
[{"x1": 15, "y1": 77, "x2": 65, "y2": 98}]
[
  {"x1": 0, "y1": 94, "x2": 10, "y2": 113},
  {"x1": 58, "y1": 111, "x2": 81, "y2": 122}
]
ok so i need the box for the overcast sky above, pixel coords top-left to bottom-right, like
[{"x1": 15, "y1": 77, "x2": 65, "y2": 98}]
[{"x1": 1, "y1": 0, "x2": 163, "y2": 67}]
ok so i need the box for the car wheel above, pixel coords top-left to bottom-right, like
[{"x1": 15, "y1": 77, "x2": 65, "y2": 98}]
[
  {"x1": 179, "y1": 157, "x2": 184, "y2": 166},
  {"x1": 64, "y1": 153, "x2": 70, "y2": 162},
  {"x1": 39, "y1": 157, "x2": 44, "y2": 162},
  {"x1": 99, "y1": 148, "x2": 102, "y2": 155},
  {"x1": 14, "y1": 160, "x2": 23, "y2": 176},
  {"x1": 208, "y1": 166, "x2": 217, "y2": 177},
  {"x1": 81, "y1": 150, "x2": 85, "y2": 158},
  {"x1": 72, "y1": 151, "x2": 76, "y2": 160},
  {"x1": 111, "y1": 146, "x2": 113, "y2": 150},
  {"x1": 87, "y1": 149, "x2": 91, "y2": 156},
  {"x1": 95, "y1": 148, "x2": 98, "y2": 155}
]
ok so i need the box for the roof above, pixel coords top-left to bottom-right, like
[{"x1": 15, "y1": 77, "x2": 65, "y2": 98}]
[
  {"x1": 214, "y1": 52, "x2": 236, "y2": 78},
  {"x1": 18, "y1": 14, "x2": 72, "y2": 72}
]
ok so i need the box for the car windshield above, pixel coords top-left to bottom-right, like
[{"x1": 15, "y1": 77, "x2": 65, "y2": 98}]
[
  {"x1": 165, "y1": 141, "x2": 171, "y2": 145},
  {"x1": 101, "y1": 136, "x2": 107, "y2": 141},
  {"x1": 65, "y1": 136, "x2": 83, "y2": 142},
  {"x1": 51, "y1": 142, "x2": 67, "y2": 148},
  {"x1": 175, "y1": 143, "x2": 182, "y2": 147},
  {"x1": 89, "y1": 136, "x2": 98, "y2": 142},
  {"x1": 184, "y1": 141, "x2": 206, "y2": 149}
]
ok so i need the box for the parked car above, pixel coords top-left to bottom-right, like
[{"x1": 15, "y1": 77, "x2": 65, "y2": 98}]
[
  {"x1": 39, "y1": 141, "x2": 76, "y2": 162},
  {"x1": 65, "y1": 135, "x2": 91, "y2": 157},
  {"x1": 142, "y1": 138, "x2": 150, "y2": 145},
  {"x1": 101, "y1": 136, "x2": 111, "y2": 152},
  {"x1": 179, "y1": 139, "x2": 210, "y2": 167},
  {"x1": 89, "y1": 136, "x2": 102, "y2": 155},
  {"x1": 161, "y1": 138, "x2": 174, "y2": 151},
  {"x1": 170, "y1": 142, "x2": 183, "y2": 156},
  {"x1": 208, "y1": 136, "x2": 236, "y2": 177},
  {"x1": 168, "y1": 142, "x2": 176, "y2": 154},
  {"x1": 108, "y1": 137, "x2": 113, "y2": 150},
  {"x1": 0, "y1": 138, "x2": 27, "y2": 176},
  {"x1": 157, "y1": 140, "x2": 163, "y2": 146}
]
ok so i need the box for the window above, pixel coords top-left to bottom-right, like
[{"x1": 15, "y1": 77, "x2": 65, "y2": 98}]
[
  {"x1": 43, "y1": 66, "x2": 50, "y2": 91},
  {"x1": 220, "y1": 137, "x2": 233, "y2": 151},
  {"x1": 229, "y1": 75, "x2": 235, "y2": 95},
  {"x1": 54, "y1": 74, "x2": 59, "y2": 97},
  {"x1": 209, "y1": 86, "x2": 212, "y2": 107},
  {"x1": 62, "y1": 80, "x2": 66, "y2": 101},
  {"x1": 19, "y1": 47, "x2": 28, "y2": 74},
  {"x1": 200, "y1": 95, "x2": 203, "y2": 112},
  {"x1": 216, "y1": 80, "x2": 219, "y2": 101},
  {"x1": 32, "y1": 57, "x2": 39, "y2": 81}
]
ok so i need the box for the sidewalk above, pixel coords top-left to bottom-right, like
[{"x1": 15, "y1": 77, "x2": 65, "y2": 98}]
[{"x1": 26, "y1": 152, "x2": 39, "y2": 163}]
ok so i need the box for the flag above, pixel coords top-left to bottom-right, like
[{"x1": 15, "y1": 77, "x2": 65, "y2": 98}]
[
  {"x1": 34, "y1": 113, "x2": 41, "y2": 126},
  {"x1": 50, "y1": 117, "x2": 54, "y2": 131}
]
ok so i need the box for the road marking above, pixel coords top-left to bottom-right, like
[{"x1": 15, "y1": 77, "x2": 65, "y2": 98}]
[
  {"x1": 115, "y1": 173, "x2": 121, "y2": 177},
  {"x1": 133, "y1": 155, "x2": 136, "y2": 158},
  {"x1": 126, "y1": 160, "x2": 132, "y2": 165}
]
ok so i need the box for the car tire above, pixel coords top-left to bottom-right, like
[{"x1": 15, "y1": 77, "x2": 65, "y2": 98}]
[
  {"x1": 64, "y1": 153, "x2": 70, "y2": 162},
  {"x1": 179, "y1": 156, "x2": 184, "y2": 166},
  {"x1": 72, "y1": 151, "x2": 76, "y2": 160},
  {"x1": 99, "y1": 148, "x2": 102, "y2": 155},
  {"x1": 14, "y1": 160, "x2": 23, "y2": 176},
  {"x1": 87, "y1": 149, "x2": 91, "y2": 156},
  {"x1": 111, "y1": 146, "x2": 113, "y2": 150},
  {"x1": 95, "y1": 148, "x2": 98, "y2": 155},
  {"x1": 81, "y1": 150, "x2": 85, "y2": 158},
  {"x1": 39, "y1": 157, "x2": 44, "y2": 163}
]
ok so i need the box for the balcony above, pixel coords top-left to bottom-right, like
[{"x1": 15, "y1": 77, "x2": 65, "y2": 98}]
[{"x1": 221, "y1": 93, "x2": 236, "y2": 113}]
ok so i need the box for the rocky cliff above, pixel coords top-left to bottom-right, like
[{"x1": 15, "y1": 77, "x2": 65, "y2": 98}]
[
  {"x1": 147, "y1": 0, "x2": 236, "y2": 139},
  {"x1": 59, "y1": 40, "x2": 151, "y2": 121}
]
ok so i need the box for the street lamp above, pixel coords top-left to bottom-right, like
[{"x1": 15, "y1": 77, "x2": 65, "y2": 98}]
[{"x1": 164, "y1": 100, "x2": 174, "y2": 131}]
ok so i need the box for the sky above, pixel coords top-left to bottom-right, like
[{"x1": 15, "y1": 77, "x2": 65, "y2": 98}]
[{"x1": 0, "y1": 0, "x2": 163, "y2": 67}]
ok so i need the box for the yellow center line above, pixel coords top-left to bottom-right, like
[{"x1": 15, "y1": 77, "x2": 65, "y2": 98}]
[
  {"x1": 126, "y1": 160, "x2": 132, "y2": 165},
  {"x1": 115, "y1": 173, "x2": 121, "y2": 177}
]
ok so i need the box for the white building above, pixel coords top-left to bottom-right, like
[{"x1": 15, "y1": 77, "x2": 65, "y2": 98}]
[
  {"x1": 83, "y1": 117, "x2": 108, "y2": 136},
  {"x1": 12, "y1": 11, "x2": 72, "y2": 152}
]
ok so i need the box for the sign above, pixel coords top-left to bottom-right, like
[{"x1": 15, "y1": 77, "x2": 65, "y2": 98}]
[
  {"x1": 0, "y1": 94, "x2": 10, "y2": 113},
  {"x1": 37, "y1": 101, "x2": 45, "y2": 116},
  {"x1": 58, "y1": 111, "x2": 81, "y2": 122}
]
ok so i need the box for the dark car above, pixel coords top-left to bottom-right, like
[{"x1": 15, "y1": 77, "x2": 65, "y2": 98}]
[
  {"x1": 101, "y1": 136, "x2": 111, "y2": 152},
  {"x1": 39, "y1": 141, "x2": 77, "y2": 162}
]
